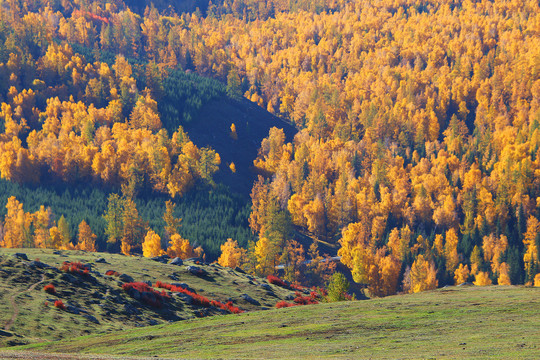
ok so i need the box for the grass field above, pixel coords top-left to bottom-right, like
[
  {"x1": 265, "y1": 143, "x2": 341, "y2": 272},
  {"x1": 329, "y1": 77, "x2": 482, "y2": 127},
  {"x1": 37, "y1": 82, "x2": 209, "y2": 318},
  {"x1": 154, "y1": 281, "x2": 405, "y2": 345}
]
[
  {"x1": 0, "y1": 249, "x2": 297, "y2": 348},
  {"x1": 7, "y1": 285, "x2": 539, "y2": 359}
]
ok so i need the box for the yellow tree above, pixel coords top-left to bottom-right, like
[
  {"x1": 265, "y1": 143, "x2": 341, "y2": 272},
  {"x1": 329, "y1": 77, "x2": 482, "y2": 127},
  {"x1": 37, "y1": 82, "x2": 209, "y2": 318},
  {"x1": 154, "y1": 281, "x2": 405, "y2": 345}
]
[
  {"x1": 253, "y1": 127, "x2": 286, "y2": 173},
  {"x1": 338, "y1": 222, "x2": 371, "y2": 284},
  {"x1": 3, "y1": 196, "x2": 26, "y2": 248},
  {"x1": 371, "y1": 250, "x2": 401, "y2": 297},
  {"x1": 523, "y1": 216, "x2": 539, "y2": 283},
  {"x1": 121, "y1": 197, "x2": 146, "y2": 256},
  {"x1": 49, "y1": 226, "x2": 63, "y2": 249},
  {"x1": 280, "y1": 240, "x2": 306, "y2": 283},
  {"x1": 218, "y1": 238, "x2": 246, "y2": 268},
  {"x1": 305, "y1": 196, "x2": 326, "y2": 239},
  {"x1": 129, "y1": 93, "x2": 162, "y2": 131},
  {"x1": 142, "y1": 229, "x2": 164, "y2": 257},
  {"x1": 104, "y1": 193, "x2": 123, "y2": 247},
  {"x1": 77, "y1": 220, "x2": 97, "y2": 252},
  {"x1": 57, "y1": 215, "x2": 72, "y2": 249},
  {"x1": 497, "y1": 262, "x2": 511, "y2": 285},
  {"x1": 163, "y1": 200, "x2": 181, "y2": 240},
  {"x1": 254, "y1": 236, "x2": 279, "y2": 277},
  {"x1": 409, "y1": 254, "x2": 438, "y2": 293},
  {"x1": 482, "y1": 234, "x2": 508, "y2": 274},
  {"x1": 432, "y1": 234, "x2": 444, "y2": 256},
  {"x1": 197, "y1": 147, "x2": 221, "y2": 183},
  {"x1": 454, "y1": 263, "x2": 470, "y2": 285},
  {"x1": 387, "y1": 226, "x2": 411, "y2": 261},
  {"x1": 470, "y1": 245, "x2": 483, "y2": 274},
  {"x1": 230, "y1": 123, "x2": 238, "y2": 140},
  {"x1": 473, "y1": 271, "x2": 492, "y2": 286},
  {"x1": 33, "y1": 206, "x2": 53, "y2": 248},
  {"x1": 444, "y1": 228, "x2": 459, "y2": 274},
  {"x1": 167, "y1": 233, "x2": 194, "y2": 259}
]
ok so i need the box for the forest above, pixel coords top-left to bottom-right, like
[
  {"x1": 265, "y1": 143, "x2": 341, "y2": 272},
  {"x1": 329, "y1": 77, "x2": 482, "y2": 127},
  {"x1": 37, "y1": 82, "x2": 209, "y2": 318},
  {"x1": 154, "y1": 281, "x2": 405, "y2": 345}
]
[{"x1": 0, "y1": 0, "x2": 539, "y2": 296}]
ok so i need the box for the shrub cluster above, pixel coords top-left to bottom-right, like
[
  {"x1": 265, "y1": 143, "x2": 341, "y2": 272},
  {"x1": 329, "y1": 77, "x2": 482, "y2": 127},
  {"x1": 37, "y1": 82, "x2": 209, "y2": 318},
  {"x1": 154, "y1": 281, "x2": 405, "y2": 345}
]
[
  {"x1": 61, "y1": 261, "x2": 89, "y2": 275},
  {"x1": 43, "y1": 283, "x2": 56, "y2": 294},
  {"x1": 105, "y1": 270, "x2": 120, "y2": 276},
  {"x1": 54, "y1": 300, "x2": 66, "y2": 310},
  {"x1": 266, "y1": 275, "x2": 304, "y2": 291},
  {"x1": 293, "y1": 291, "x2": 319, "y2": 305},
  {"x1": 275, "y1": 290, "x2": 322, "y2": 308},
  {"x1": 275, "y1": 300, "x2": 295, "y2": 309},
  {"x1": 155, "y1": 281, "x2": 243, "y2": 314},
  {"x1": 122, "y1": 282, "x2": 170, "y2": 308}
]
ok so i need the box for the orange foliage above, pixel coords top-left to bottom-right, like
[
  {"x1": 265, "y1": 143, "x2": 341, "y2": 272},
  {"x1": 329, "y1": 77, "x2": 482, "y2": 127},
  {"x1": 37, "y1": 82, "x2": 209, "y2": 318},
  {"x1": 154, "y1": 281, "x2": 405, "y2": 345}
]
[
  {"x1": 218, "y1": 238, "x2": 245, "y2": 268},
  {"x1": 474, "y1": 272, "x2": 492, "y2": 286}
]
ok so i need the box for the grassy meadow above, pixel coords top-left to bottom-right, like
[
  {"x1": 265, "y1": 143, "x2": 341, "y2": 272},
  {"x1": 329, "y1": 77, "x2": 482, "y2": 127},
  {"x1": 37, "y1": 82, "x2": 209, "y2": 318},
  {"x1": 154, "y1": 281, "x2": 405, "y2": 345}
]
[{"x1": 7, "y1": 285, "x2": 540, "y2": 359}]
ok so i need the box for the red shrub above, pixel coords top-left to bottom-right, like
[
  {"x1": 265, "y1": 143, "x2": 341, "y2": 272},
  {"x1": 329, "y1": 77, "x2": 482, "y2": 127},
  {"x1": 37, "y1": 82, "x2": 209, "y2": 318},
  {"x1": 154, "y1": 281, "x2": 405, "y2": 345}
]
[
  {"x1": 105, "y1": 270, "x2": 120, "y2": 276},
  {"x1": 267, "y1": 275, "x2": 307, "y2": 292},
  {"x1": 267, "y1": 275, "x2": 288, "y2": 287},
  {"x1": 61, "y1": 261, "x2": 89, "y2": 275},
  {"x1": 43, "y1": 284, "x2": 56, "y2": 294},
  {"x1": 283, "y1": 290, "x2": 320, "y2": 306},
  {"x1": 293, "y1": 295, "x2": 318, "y2": 305},
  {"x1": 122, "y1": 282, "x2": 168, "y2": 308},
  {"x1": 275, "y1": 301, "x2": 296, "y2": 308},
  {"x1": 54, "y1": 300, "x2": 66, "y2": 310},
  {"x1": 223, "y1": 301, "x2": 243, "y2": 314},
  {"x1": 290, "y1": 283, "x2": 304, "y2": 291},
  {"x1": 155, "y1": 281, "x2": 244, "y2": 314}
]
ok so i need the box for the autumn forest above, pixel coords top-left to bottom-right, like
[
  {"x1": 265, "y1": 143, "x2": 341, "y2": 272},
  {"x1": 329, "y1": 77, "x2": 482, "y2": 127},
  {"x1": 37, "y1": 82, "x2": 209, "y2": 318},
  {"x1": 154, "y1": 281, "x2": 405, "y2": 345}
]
[{"x1": 0, "y1": 0, "x2": 539, "y2": 297}]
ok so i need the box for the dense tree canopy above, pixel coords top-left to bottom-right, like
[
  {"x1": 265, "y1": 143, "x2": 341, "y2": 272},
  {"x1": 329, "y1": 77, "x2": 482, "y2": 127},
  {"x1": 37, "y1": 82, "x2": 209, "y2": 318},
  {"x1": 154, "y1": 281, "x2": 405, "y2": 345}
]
[{"x1": 0, "y1": 0, "x2": 539, "y2": 292}]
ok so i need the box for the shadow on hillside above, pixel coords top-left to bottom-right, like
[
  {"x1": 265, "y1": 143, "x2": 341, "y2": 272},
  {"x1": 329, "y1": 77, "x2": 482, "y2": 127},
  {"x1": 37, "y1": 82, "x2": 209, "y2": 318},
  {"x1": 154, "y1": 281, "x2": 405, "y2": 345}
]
[{"x1": 183, "y1": 97, "x2": 297, "y2": 197}]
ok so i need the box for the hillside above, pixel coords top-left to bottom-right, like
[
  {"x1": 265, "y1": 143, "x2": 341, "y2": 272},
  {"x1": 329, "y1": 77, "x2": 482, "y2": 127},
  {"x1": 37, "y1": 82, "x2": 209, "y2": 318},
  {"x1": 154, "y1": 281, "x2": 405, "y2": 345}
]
[
  {"x1": 0, "y1": 0, "x2": 540, "y2": 306},
  {"x1": 184, "y1": 97, "x2": 297, "y2": 196},
  {"x1": 3, "y1": 285, "x2": 538, "y2": 359},
  {"x1": 0, "y1": 249, "x2": 300, "y2": 348}
]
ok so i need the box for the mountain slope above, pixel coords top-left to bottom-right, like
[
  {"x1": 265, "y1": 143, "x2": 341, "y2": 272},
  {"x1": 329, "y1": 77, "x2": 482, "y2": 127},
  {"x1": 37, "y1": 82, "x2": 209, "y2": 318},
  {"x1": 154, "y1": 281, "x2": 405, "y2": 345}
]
[
  {"x1": 0, "y1": 249, "x2": 300, "y2": 348},
  {"x1": 184, "y1": 97, "x2": 297, "y2": 196}
]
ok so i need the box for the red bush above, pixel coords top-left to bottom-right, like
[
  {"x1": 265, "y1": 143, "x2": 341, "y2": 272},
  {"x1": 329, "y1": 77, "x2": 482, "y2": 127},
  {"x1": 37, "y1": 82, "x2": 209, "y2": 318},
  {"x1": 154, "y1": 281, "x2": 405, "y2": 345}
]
[
  {"x1": 267, "y1": 275, "x2": 307, "y2": 292},
  {"x1": 275, "y1": 300, "x2": 296, "y2": 308},
  {"x1": 43, "y1": 284, "x2": 56, "y2": 294},
  {"x1": 105, "y1": 270, "x2": 120, "y2": 276},
  {"x1": 54, "y1": 300, "x2": 66, "y2": 310},
  {"x1": 223, "y1": 301, "x2": 243, "y2": 314},
  {"x1": 122, "y1": 282, "x2": 169, "y2": 308},
  {"x1": 290, "y1": 283, "x2": 304, "y2": 291},
  {"x1": 293, "y1": 295, "x2": 318, "y2": 305},
  {"x1": 61, "y1": 261, "x2": 89, "y2": 275},
  {"x1": 155, "y1": 281, "x2": 244, "y2": 314},
  {"x1": 267, "y1": 275, "x2": 288, "y2": 288}
]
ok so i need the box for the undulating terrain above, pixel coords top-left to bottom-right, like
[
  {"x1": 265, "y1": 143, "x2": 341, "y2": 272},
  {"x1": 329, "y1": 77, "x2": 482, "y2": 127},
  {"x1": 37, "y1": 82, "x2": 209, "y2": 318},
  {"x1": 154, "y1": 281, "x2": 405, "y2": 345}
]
[
  {"x1": 0, "y1": 249, "x2": 299, "y2": 348},
  {"x1": 3, "y1": 285, "x2": 539, "y2": 359},
  {"x1": 1, "y1": 0, "x2": 540, "y2": 358}
]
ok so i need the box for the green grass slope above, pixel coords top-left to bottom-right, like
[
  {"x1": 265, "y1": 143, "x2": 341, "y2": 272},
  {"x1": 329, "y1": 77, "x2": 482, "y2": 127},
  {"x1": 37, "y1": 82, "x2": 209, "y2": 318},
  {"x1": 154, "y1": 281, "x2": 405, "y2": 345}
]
[
  {"x1": 6, "y1": 285, "x2": 540, "y2": 359},
  {"x1": 0, "y1": 249, "x2": 299, "y2": 348}
]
